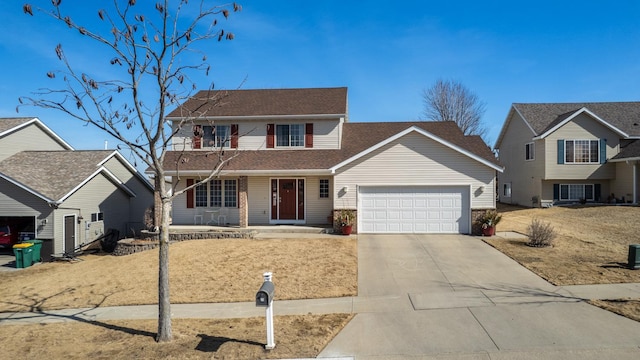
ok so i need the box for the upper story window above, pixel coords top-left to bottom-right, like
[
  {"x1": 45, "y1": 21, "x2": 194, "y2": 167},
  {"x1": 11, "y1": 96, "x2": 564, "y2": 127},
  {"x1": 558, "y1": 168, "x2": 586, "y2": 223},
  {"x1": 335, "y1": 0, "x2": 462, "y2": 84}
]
[
  {"x1": 192, "y1": 124, "x2": 237, "y2": 149},
  {"x1": 565, "y1": 140, "x2": 599, "y2": 163},
  {"x1": 276, "y1": 124, "x2": 305, "y2": 147},
  {"x1": 267, "y1": 123, "x2": 313, "y2": 148},
  {"x1": 202, "y1": 125, "x2": 230, "y2": 148},
  {"x1": 525, "y1": 142, "x2": 535, "y2": 161}
]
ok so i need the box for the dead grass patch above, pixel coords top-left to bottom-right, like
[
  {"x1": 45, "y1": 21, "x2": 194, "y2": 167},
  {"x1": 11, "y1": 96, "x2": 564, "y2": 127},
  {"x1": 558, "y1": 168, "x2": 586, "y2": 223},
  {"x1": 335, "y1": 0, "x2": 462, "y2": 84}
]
[
  {"x1": 486, "y1": 204, "x2": 640, "y2": 286},
  {"x1": 0, "y1": 314, "x2": 353, "y2": 359},
  {"x1": 0, "y1": 237, "x2": 357, "y2": 312},
  {"x1": 589, "y1": 299, "x2": 640, "y2": 323}
]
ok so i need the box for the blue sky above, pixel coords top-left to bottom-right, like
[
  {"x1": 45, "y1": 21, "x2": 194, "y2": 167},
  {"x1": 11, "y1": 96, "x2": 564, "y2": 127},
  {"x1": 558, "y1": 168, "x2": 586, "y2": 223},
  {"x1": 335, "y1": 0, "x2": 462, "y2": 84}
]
[{"x1": 2, "y1": 0, "x2": 640, "y2": 155}]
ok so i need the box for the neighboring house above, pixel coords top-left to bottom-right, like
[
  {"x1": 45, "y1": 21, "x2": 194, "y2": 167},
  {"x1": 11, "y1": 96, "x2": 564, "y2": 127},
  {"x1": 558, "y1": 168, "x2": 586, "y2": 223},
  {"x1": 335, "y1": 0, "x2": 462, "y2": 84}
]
[
  {"x1": 495, "y1": 102, "x2": 640, "y2": 207},
  {"x1": 0, "y1": 117, "x2": 154, "y2": 260},
  {"x1": 160, "y1": 87, "x2": 502, "y2": 234}
]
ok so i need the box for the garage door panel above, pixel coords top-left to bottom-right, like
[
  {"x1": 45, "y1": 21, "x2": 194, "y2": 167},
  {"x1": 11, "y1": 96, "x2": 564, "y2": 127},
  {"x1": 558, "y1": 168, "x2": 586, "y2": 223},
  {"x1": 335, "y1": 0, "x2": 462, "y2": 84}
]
[{"x1": 359, "y1": 186, "x2": 469, "y2": 234}]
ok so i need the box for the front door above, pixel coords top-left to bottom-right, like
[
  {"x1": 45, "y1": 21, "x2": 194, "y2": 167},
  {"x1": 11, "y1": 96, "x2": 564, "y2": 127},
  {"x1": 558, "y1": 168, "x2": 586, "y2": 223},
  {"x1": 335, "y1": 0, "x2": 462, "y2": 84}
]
[
  {"x1": 64, "y1": 215, "x2": 76, "y2": 254},
  {"x1": 271, "y1": 178, "x2": 305, "y2": 223}
]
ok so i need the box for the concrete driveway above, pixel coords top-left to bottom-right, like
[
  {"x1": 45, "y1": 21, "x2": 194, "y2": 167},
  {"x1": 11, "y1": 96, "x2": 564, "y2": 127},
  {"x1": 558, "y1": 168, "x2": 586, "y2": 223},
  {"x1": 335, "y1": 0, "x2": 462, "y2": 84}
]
[{"x1": 319, "y1": 234, "x2": 640, "y2": 359}]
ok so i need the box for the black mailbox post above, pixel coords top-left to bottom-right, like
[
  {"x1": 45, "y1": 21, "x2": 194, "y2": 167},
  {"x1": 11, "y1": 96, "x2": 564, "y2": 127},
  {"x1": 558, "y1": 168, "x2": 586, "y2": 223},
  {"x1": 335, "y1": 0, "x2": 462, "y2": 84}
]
[
  {"x1": 256, "y1": 281, "x2": 275, "y2": 306},
  {"x1": 629, "y1": 244, "x2": 640, "y2": 270}
]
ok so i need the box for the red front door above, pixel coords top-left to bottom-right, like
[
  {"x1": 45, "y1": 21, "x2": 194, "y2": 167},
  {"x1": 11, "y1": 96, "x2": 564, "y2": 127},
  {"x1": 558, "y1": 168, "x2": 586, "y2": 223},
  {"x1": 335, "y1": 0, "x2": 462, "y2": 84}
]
[
  {"x1": 271, "y1": 179, "x2": 305, "y2": 221},
  {"x1": 278, "y1": 179, "x2": 297, "y2": 220}
]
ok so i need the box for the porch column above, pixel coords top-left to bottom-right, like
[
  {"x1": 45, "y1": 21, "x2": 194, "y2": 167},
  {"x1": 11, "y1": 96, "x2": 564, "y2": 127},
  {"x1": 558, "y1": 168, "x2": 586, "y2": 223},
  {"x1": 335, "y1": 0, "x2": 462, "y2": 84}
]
[{"x1": 239, "y1": 176, "x2": 248, "y2": 228}]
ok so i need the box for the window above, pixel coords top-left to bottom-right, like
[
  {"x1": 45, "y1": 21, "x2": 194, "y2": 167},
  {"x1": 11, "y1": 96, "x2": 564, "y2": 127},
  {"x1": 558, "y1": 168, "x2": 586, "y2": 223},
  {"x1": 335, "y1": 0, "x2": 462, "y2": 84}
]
[
  {"x1": 91, "y1": 212, "x2": 104, "y2": 222},
  {"x1": 276, "y1": 124, "x2": 304, "y2": 147},
  {"x1": 195, "y1": 182, "x2": 208, "y2": 207},
  {"x1": 224, "y1": 179, "x2": 237, "y2": 207},
  {"x1": 503, "y1": 183, "x2": 511, "y2": 197},
  {"x1": 564, "y1": 140, "x2": 599, "y2": 163},
  {"x1": 202, "y1": 125, "x2": 230, "y2": 148},
  {"x1": 560, "y1": 184, "x2": 594, "y2": 201},
  {"x1": 194, "y1": 179, "x2": 237, "y2": 208},
  {"x1": 525, "y1": 142, "x2": 534, "y2": 161},
  {"x1": 209, "y1": 180, "x2": 222, "y2": 207},
  {"x1": 319, "y1": 179, "x2": 329, "y2": 198}
]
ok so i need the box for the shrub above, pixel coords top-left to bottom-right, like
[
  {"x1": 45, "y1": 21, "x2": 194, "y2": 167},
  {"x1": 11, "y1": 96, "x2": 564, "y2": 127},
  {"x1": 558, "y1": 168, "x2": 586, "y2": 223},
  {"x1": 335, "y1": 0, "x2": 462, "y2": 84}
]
[{"x1": 527, "y1": 218, "x2": 557, "y2": 247}]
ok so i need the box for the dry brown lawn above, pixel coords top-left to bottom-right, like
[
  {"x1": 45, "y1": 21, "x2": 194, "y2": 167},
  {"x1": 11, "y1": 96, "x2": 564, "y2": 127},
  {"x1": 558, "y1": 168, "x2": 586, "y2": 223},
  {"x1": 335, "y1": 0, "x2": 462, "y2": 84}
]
[
  {"x1": 0, "y1": 237, "x2": 357, "y2": 312},
  {"x1": 486, "y1": 204, "x2": 640, "y2": 324},
  {"x1": 0, "y1": 314, "x2": 353, "y2": 359},
  {"x1": 486, "y1": 204, "x2": 640, "y2": 286},
  {"x1": 0, "y1": 237, "x2": 357, "y2": 358}
]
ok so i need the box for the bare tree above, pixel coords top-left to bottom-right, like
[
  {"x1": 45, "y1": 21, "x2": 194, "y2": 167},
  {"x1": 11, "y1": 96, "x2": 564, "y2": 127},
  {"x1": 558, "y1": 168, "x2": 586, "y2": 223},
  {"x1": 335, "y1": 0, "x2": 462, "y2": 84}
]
[
  {"x1": 422, "y1": 79, "x2": 487, "y2": 138},
  {"x1": 18, "y1": 1, "x2": 241, "y2": 342}
]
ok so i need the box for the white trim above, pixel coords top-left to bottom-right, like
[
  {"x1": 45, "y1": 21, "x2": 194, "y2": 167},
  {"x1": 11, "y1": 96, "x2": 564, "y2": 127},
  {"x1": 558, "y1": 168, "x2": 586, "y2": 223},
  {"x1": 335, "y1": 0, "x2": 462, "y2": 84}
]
[
  {"x1": 97, "y1": 151, "x2": 154, "y2": 191},
  {"x1": 533, "y1": 107, "x2": 629, "y2": 140},
  {"x1": 58, "y1": 167, "x2": 136, "y2": 202},
  {"x1": 0, "y1": 117, "x2": 74, "y2": 150},
  {"x1": 494, "y1": 106, "x2": 537, "y2": 149},
  {"x1": 0, "y1": 172, "x2": 56, "y2": 204},
  {"x1": 330, "y1": 126, "x2": 504, "y2": 173},
  {"x1": 159, "y1": 169, "x2": 332, "y2": 176}
]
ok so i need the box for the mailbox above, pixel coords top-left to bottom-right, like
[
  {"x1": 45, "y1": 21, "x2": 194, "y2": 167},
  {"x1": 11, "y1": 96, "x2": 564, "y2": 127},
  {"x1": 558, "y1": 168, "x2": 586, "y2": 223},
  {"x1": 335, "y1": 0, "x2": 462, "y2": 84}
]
[{"x1": 256, "y1": 280, "x2": 275, "y2": 307}]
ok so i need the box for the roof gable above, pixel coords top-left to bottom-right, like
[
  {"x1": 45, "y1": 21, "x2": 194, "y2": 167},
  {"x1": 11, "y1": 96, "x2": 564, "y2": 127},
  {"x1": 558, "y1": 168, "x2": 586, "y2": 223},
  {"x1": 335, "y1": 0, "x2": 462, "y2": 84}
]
[
  {"x1": 0, "y1": 117, "x2": 74, "y2": 150},
  {"x1": 167, "y1": 87, "x2": 348, "y2": 119},
  {"x1": 512, "y1": 102, "x2": 640, "y2": 138},
  {"x1": 331, "y1": 124, "x2": 503, "y2": 172},
  {"x1": 0, "y1": 150, "x2": 141, "y2": 204}
]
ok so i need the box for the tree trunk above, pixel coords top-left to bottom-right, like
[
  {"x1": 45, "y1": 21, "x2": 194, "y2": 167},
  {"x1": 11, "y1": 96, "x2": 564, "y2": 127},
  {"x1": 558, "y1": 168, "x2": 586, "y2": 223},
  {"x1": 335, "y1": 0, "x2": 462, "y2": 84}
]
[{"x1": 156, "y1": 198, "x2": 172, "y2": 342}]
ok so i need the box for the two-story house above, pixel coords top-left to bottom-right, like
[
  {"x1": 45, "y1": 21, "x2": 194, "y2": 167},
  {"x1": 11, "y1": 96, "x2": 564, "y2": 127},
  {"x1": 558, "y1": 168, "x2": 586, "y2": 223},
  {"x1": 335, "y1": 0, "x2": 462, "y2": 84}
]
[
  {"x1": 162, "y1": 87, "x2": 503, "y2": 234},
  {"x1": 495, "y1": 102, "x2": 640, "y2": 207},
  {"x1": 0, "y1": 117, "x2": 154, "y2": 260}
]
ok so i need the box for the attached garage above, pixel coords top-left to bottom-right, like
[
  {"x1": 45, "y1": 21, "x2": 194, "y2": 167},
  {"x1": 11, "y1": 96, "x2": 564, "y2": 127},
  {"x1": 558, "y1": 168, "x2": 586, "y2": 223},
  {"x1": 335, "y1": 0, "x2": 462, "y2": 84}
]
[{"x1": 358, "y1": 186, "x2": 470, "y2": 234}]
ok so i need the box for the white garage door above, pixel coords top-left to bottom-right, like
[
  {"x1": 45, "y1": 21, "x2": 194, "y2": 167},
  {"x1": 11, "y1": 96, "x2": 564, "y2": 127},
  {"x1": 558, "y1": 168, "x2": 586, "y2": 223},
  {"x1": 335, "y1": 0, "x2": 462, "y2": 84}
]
[{"x1": 359, "y1": 186, "x2": 470, "y2": 234}]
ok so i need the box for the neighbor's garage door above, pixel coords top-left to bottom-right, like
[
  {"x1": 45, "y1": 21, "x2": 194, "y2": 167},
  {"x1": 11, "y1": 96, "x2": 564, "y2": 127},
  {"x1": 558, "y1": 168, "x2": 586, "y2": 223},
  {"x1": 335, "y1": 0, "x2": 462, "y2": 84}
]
[{"x1": 359, "y1": 186, "x2": 470, "y2": 234}]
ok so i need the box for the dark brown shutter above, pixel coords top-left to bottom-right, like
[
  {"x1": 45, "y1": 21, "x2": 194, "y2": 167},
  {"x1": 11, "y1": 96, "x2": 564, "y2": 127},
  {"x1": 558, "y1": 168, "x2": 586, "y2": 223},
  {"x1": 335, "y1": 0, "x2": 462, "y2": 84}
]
[
  {"x1": 192, "y1": 125, "x2": 202, "y2": 149},
  {"x1": 231, "y1": 124, "x2": 238, "y2": 148},
  {"x1": 267, "y1": 124, "x2": 274, "y2": 148},
  {"x1": 186, "y1": 179, "x2": 194, "y2": 208},
  {"x1": 305, "y1": 123, "x2": 313, "y2": 148}
]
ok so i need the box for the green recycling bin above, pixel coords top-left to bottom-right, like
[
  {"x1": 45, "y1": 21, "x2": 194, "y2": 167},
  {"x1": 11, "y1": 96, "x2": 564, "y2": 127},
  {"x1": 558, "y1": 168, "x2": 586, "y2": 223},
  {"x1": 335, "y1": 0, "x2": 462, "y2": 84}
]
[
  {"x1": 13, "y1": 243, "x2": 34, "y2": 268},
  {"x1": 24, "y1": 240, "x2": 43, "y2": 262}
]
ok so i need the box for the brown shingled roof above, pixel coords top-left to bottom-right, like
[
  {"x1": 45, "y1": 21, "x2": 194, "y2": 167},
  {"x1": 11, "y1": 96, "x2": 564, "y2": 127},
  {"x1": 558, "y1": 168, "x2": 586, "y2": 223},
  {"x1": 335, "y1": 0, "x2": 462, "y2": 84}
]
[
  {"x1": 162, "y1": 121, "x2": 499, "y2": 173},
  {"x1": 0, "y1": 117, "x2": 36, "y2": 134},
  {"x1": 513, "y1": 102, "x2": 640, "y2": 136},
  {"x1": 0, "y1": 150, "x2": 118, "y2": 201},
  {"x1": 167, "y1": 87, "x2": 348, "y2": 118}
]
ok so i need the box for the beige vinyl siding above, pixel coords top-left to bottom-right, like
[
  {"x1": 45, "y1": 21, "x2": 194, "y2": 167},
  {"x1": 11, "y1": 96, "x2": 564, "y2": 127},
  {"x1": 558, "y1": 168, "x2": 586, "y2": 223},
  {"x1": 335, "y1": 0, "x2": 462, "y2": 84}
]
[
  {"x1": 246, "y1": 177, "x2": 332, "y2": 225},
  {"x1": 0, "y1": 123, "x2": 69, "y2": 161},
  {"x1": 304, "y1": 177, "x2": 333, "y2": 224},
  {"x1": 611, "y1": 163, "x2": 635, "y2": 201},
  {"x1": 496, "y1": 111, "x2": 539, "y2": 206},
  {"x1": 544, "y1": 113, "x2": 618, "y2": 180},
  {"x1": 0, "y1": 177, "x2": 53, "y2": 239},
  {"x1": 334, "y1": 132, "x2": 496, "y2": 210},
  {"x1": 171, "y1": 119, "x2": 342, "y2": 151},
  {"x1": 102, "y1": 156, "x2": 154, "y2": 227},
  {"x1": 61, "y1": 173, "x2": 131, "y2": 252}
]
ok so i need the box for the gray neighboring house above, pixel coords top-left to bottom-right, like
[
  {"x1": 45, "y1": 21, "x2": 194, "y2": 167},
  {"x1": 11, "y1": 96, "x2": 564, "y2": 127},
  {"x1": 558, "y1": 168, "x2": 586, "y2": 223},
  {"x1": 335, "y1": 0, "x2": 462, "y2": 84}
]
[
  {"x1": 0, "y1": 117, "x2": 153, "y2": 260},
  {"x1": 495, "y1": 102, "x2": 640, "y2": 207}
]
